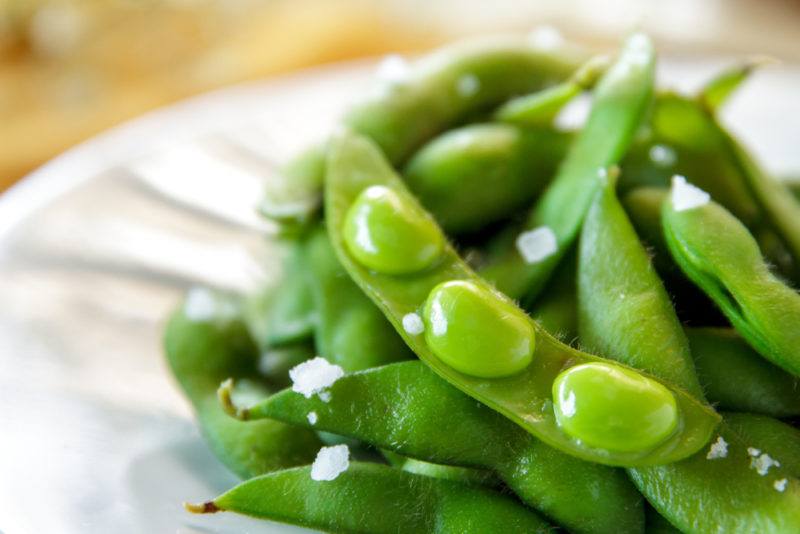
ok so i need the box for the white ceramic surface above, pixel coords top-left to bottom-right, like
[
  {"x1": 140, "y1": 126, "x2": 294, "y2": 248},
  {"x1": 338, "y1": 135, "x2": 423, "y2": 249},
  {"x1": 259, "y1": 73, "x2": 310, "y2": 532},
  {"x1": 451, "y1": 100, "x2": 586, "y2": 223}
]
[{"x1": 0, "y1": 52, "x2": 798, "y2": 534}]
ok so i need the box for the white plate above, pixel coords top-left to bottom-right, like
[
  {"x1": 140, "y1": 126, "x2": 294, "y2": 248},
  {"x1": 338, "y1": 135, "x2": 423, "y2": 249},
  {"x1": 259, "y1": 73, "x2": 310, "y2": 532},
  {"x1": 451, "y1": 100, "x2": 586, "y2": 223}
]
[{"x1": 0, "y1": 53, "x2": 798, "y2": 534}]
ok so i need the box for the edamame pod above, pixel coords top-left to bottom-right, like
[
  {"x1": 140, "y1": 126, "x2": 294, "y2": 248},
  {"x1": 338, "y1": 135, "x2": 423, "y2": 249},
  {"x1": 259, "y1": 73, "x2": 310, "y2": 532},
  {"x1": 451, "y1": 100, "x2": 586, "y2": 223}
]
[
  {"x1": 403, "y1": 124, "x2": 570, "y2": 234},
  {"x1": 186, "y1": 462, "x2": 552, "y2": 533},
  {"x1": 324, "y1": 130, "x2": 719, "y2": 466},
  {"x1": 494, "y1": 54, "x2": 610, "y2": 126},
  {"x1": 261, "y1": 36, "x2": 585, "y2": 225},
  {"x1": 481, "y1": 32, "x2": 656, "y2": 302},
  {"x1": 304, "y1": 225, "x2": 413, "y2": 371},
  {"x1": 578, "y1": 173, "x2": 705, "y2": 397},
  {"x1": 528, "y1": 246, "x2": 579, "y2": 341},
  {"x1": 259, "y1": 240, "x2": 317, "y2": 347},
  {"x1": 228, "y1": 361, "x2": 644, "y2": 534},
  {"x1": 630, "y1": 414, "x2": 800, "y2": 533},
  {"x1": 662, "y1": 181, "x2": 800, "y2": 377},
  {"x1": 164, "y1": 289, "x2": 321, "y2": 478},
  {"x1": 688, "y1": 328, "x2": 800, "y2": 417}
]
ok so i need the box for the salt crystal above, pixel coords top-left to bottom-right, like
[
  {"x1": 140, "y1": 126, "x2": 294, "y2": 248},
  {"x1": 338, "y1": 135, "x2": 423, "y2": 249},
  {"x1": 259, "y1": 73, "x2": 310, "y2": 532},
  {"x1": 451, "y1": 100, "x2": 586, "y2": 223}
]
[
  {"x1": 747, "y1": 447, "x2": 761, "y2": 457},
  {"x1": 774, "y1": 478, "x2": 788, "y2": 492},
  {"x1": 376, "y1": 54, "x2": 410, "y2": 84},
  {"x1": 751, "y1": 453, "x2": 780, "y2": 476},
  {"x1": 402, "y1": 312, "x2": 425, "y2": 335},
  {"x1": 184, "y1": 287, "x2": 217, "y2": 322},
  {"x1": 319, "y1": 391, "x2": 332, "y2": 403},
  {"x1": 307, "y1": 411, "x2": 318, "y2": 425},
  {"x1": 528, "y1": 26, "x2": 564, "y2": 50},
  {"x1": 516, "y1": 226, "x2": 558, "y2": 264},
  {"x1": 289, "y1": 357, "x2": 345, "y2": 399},
  {"x1": 457, "y1": 74, "x2": 480, "y2": 97},
  {"x1": 671, "y1": 175, "x2": 710, "y2": 212},
  {"x1": 310, "y1": 445, "x2": 350, "y2": 481},
  {"x1": 706, "y1": 436, "x2": 728, "y2": 460},
  {"x1": 649, "y1": 144, "x2": 677, "y2": 167}
]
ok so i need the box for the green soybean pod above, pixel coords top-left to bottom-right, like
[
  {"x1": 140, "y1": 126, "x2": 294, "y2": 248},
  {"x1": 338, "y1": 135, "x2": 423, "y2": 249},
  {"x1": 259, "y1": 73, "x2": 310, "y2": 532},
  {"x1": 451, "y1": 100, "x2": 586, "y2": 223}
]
[
  {"x1": 324, "y1": 129, "x2": 719, "y2": 466},
  {"x1": 688, "y1": 328, "x2": 800, "y2": 417},
  {"x1": 697, "y1": 58, "x2": 769, "y2": 113},
  {"x1": 381, "y1": 450, "x2": 499, "y2": 487},
  {"x1": 260, "y1": 36, "x2": 585, "y2": 225},
  {"x1": 403, "y1": 124, "x2": 571, "y2": 234},
  {"x1": 229, "y1": 361, "x2": 645, "y2": 534},
  {"x1": 163, "y1": 289, "x2": 321, "y2": 478},
  {"x1": 494, "y1": 54, "x2": 610, "y2": 126},
  {"x1": 662, "y1": 180, "x2": 800, "y2": 377},
  {"x1": 577, "y1": 173, "x2": 705, "y2": 398},
  {"x1": 186, "y1": 462, "x2": 552, "y2": 533},
  {"x1": 528, "y1": 247, "x2": 579, "y2": 341},
  {"x1": 630, "y1": 414, "x2": 800, "y2": 533},
  {"x1": 259, "y1": 240, "x2": 317, "y2": 348},
  {"x1": 480, "y1": 32, "x2": 655, "y2": 302},
  {"x1": 304, "y1": 225, "x2": 413, "y2": 372}
]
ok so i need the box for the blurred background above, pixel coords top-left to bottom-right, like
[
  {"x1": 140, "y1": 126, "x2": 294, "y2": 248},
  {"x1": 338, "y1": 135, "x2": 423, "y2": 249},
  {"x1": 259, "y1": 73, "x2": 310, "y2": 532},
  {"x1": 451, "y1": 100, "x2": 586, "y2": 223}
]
[{"x1": 2, "y1": 0, "x2": 800, "y2": 191}]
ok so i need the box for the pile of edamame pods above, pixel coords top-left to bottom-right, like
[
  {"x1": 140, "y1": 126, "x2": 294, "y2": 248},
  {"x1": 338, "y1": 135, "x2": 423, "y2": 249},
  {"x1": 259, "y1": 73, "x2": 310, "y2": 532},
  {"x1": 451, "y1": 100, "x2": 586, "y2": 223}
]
[{"x1": 164, "y1": 31, "x2": 800, "y2": 533}]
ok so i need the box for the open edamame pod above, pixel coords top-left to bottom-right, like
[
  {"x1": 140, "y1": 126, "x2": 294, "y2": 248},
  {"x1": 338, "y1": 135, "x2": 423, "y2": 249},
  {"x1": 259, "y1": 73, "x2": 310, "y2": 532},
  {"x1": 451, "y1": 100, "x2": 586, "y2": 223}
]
[
  {"x1": 324, "y1": 130, "x2": 719, "y2": 466},
  {"x1": 578, "y1": 171, "x2": 705, "y2": 398},
  {"x1": 186, "y1": 462, "x2": 552, "y2": 533},
  {"x1": 403, "y1": 123, "x2": 570, "y2": 234},
  {"x1": 163, "y1": 288, "x2": 321, "y2": 478},
  {"x1": 480, "y1": 32, "x2": 656, "y2": 302},
  {"x1": 260, "y1": 35, "x2": 585, "y2": 226},
  {"x1": 662, "y1": 178, "x2": 800, "y2": 377},
  {"x1": 225, "y1": 361, "x2": 645, "y2": 534}
]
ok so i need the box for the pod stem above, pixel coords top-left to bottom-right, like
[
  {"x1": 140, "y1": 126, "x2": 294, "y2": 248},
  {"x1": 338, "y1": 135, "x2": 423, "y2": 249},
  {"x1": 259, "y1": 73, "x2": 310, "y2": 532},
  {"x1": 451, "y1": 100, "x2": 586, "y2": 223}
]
[
  {"x1": 217, "y1": 378, "x2": 251, "y2": 421},
  {"x1": 184, "y1": 501, "x2": 220, "y2": 514}
]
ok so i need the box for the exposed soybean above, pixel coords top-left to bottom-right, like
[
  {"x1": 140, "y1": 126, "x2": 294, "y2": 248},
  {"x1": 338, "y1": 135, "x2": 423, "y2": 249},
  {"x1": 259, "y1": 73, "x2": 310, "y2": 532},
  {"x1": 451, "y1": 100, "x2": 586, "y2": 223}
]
[
  {"x1": 423, "y1": 280, "x2": 535, "y2": 378},
  {"x1": 343, "y1": 185, "x2": 444, "y2": 274},
  {"x1": 553, "y1": 362, "x2": 679, "y2": 453}
]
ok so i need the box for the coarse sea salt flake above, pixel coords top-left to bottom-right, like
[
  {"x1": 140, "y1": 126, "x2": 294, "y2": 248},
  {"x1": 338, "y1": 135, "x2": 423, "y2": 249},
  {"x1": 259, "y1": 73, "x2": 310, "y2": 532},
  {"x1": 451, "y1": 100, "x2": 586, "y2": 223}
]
[
  {"x1": 402, "y1": 312, "x2": 425, "y2": 335},
  {"x1": 184, "y1": 287, "x2": 217, "y2": 322},
  {"x1": 751, "y1": 453, "x2": 780, "y2": 476},
  {"x1": 307, "y1": 411, "x2": 318, "y2": 425},
  {"x1": 706, "y1": 436, "x2": 728, "y2": 459},
  {"x1": 376, "y1": 54, "x2": 409, "y2": 84},
  {"x1": 516, "y1": 226, "x2": 557, "y2": 264},
  {"x1": 289, "y1": 357, "x2": 345, "y2": 399},
  {"x1": 671, "y1": 175, "x2": 710, "y2": 212},
  {"x1": 649, "y1": 144, "x2": 676, "y2": 167},
  {"x1": 310, "y1": 445, "x2": 350, "y2": 481},
  {"x1": 774, "y1": 478, "x2": 788, "y2": 492},
  {"x1": 457, "y1": 74, "x2": 480, "y2": 97},
  {"x1": 747, "y1": 447, "x2": 761, "y2": 457},
  {"x1": 528, "y1": 25, "x2": 564, "y2": 50},
  {"x1": 319, "y1": 390, "x2": 332, "y2": 403}
]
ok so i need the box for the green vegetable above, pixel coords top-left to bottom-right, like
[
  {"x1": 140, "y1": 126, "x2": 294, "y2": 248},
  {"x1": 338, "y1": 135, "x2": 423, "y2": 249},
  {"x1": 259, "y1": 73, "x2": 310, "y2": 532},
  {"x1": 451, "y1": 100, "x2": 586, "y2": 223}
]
[
  {"x1": 553, "y1": 362, "x2": 679, "y2": 452},
  {"x1": 403, "y1": 123, "x2": 570, "y2": 234},
  {"x1": 343, "y1": 185, "x2": 444, "y2": 274},
  {"x1": 163, "y1": 289, "x2": 320, "y2": 478},
  {"x1": 228, "y1": 360, "x2": 645, "y2": 534},
  {"x1": 494, "y1": 54, "x2": 610, "y2": 126},
  {"x1": 423, "y1": 280, "x2": 535, "y2": 378},
  {"x1": 261, "y1": 35, "x2": 584, "y2": 227},
  {"x1": 663, "y1": 183, "x2": 800, "y2": 377},
  {"x1": 480, "y1": 32, "x2": 656, "y2": 303},
  {"x1": 324, "y1": 129, "x2": 719, "y2": 466},
  {"x1": 186, "y1": 462, "x2": 552, "y2": 533}
]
